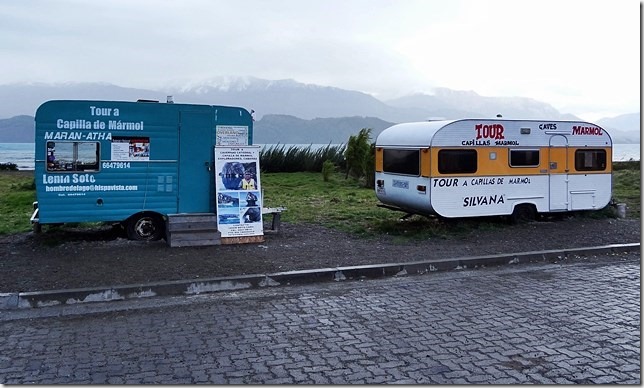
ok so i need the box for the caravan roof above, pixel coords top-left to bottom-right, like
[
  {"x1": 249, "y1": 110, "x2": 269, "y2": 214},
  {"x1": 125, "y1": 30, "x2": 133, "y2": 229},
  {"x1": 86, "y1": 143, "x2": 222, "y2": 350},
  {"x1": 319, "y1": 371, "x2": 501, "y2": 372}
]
[{"x1": 376, "y1": 120, "x2": 457, "y2": 147}]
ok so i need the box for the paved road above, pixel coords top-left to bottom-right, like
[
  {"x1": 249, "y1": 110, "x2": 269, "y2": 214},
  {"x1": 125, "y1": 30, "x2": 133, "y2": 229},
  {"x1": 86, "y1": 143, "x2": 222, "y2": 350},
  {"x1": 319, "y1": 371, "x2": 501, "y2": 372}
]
[{"x1": 1, "y1": 253, "x2": 640, "y2": 384}]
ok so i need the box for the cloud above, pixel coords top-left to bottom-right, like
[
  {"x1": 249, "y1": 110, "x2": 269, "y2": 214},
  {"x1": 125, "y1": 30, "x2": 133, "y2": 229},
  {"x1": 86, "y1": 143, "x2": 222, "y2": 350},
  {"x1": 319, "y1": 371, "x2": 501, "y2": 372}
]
[{"x1": 0, "y1": 0, "x2": 639, "y2": 119}]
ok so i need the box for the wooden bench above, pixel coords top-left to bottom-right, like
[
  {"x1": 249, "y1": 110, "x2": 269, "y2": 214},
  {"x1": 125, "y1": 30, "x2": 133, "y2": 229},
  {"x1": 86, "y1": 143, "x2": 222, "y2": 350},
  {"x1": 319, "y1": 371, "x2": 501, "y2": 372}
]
[{"x1": 262, "y1": 207, "x2": 286, "y2": 232}]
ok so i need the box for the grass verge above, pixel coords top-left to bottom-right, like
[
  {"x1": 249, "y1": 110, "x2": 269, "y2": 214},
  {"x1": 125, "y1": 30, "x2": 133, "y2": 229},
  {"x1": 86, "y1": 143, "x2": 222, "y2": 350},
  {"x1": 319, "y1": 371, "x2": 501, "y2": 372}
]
[
  {"x1": 0, "y1": 171, "x2": 36, "y2": 235},
  {"x1": 1, "y1": 162, "x2": 639, "y2": 238}
]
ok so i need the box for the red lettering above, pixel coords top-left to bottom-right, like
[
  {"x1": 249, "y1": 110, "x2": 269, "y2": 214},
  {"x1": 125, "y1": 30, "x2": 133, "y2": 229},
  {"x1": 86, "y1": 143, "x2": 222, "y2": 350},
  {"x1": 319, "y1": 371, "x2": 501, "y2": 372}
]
[
  {"x1": 494, "y1": 124, "x2": 504, "y2": 139},
  {"x1": 474, "y1": 123, "x2": 505, "y2": 140},
  {"x1": 572, "y1": 126, "x2": 603, "y2": 135}
]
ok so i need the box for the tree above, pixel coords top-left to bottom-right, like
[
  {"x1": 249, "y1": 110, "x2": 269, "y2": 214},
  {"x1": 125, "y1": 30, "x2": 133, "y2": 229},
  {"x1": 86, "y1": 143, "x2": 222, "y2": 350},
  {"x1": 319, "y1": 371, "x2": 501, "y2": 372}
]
[
  {"x1": 364, "y1": 143, "x2": 376, "y2": 188},
  {"x1": 344, "y1": 128, "x2": 373, "y2": 183}
]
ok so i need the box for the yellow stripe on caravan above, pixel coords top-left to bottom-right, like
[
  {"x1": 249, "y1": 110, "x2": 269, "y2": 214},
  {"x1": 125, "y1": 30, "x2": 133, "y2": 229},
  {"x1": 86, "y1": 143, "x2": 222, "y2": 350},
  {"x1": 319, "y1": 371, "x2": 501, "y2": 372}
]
[
  {"x1": 375, "y1": 147, "x2": 383, "y2": 172},
  {"x1": 548, "y1": 147, "x2": 568, "y2": 174},
  {"x1": 429, "y1": 146, "x2": 612, "y2": 177},
  {"x1": 420, "y1": 148, "x2": 430, "y2": 177},
  {"x1": 429, "y1": 147, "x2": 545, "y2": 177}
]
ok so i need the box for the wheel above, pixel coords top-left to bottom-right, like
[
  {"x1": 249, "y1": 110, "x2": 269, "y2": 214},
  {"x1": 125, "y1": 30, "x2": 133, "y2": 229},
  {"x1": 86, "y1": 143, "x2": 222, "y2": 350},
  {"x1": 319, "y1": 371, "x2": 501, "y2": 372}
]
[
  {"x1": 510, "y1": 204, "x2": 537, "y2": 224},
  {"x1": 126, "y1": 213, "x2": 165, "y2": 241}
]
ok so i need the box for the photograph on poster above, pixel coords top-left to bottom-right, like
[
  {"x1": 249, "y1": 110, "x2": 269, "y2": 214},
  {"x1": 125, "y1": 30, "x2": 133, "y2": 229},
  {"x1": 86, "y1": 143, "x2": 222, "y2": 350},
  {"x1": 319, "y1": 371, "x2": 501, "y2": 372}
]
[
  {"x1": 218, "y1": 192, "x2": 240, "y2": 207},
  {"x1": 218, "y1": 211, "x2": 240, "y2": 225},
  {"x1": 241, "y1": 191, "x2": 260, "y2": 207},
  {"x1": 241, "y1": 207, "x2": 262, "y2": 223},
  {"x1": 218, "y1": 161, "x2": 258, "y2": 190}
]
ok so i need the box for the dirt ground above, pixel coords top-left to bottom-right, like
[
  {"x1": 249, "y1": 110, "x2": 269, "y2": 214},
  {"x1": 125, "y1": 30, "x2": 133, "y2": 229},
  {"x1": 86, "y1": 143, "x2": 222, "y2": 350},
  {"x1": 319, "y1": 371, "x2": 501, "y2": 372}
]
[{"x1": 0, "y1": 216, "x2": 640, "y2": 293}]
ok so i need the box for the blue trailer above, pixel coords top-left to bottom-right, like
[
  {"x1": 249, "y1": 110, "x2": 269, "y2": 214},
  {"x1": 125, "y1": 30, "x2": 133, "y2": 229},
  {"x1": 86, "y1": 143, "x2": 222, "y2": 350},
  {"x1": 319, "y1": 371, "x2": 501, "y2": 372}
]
[{"x1": 31, "y1": 99, "x2": 254, "y2": 241}]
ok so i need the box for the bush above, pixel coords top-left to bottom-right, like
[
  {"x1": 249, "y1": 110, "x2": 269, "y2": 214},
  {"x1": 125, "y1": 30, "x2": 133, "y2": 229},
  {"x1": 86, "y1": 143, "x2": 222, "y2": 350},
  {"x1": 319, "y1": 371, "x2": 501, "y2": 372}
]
[
  {"x1": 0, "y1": 163, "x2": 18, "y2": 171},
  {"x1": 260, "y1": 144, "x2": 346, "y2": 173},
  {"x1": 322, "y1": 160, "x2": 335, "y2": 182},
  {"x1": 613, "y1": 160, "x2": 640, "y2": 171}
]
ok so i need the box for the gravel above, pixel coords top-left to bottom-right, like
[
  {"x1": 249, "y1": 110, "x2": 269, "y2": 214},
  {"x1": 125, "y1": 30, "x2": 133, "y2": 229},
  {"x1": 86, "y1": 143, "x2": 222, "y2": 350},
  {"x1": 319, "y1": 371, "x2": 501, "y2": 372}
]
[{"x1": 0, "y1": 216, "x2": 639, "y2": 293}]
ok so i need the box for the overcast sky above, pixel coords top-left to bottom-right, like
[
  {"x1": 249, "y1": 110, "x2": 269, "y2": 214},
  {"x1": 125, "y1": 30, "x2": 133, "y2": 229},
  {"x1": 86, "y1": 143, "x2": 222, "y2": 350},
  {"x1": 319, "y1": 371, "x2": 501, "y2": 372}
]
[{"x1": 0, "y1": 0, "x2": 640, "y2": 120}]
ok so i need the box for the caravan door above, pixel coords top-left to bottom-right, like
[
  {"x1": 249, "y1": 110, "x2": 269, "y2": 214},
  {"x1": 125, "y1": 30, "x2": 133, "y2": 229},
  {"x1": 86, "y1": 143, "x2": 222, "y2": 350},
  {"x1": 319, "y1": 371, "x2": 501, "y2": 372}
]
[
  {"x1": 548, "y1": 135, "x2": 569, "y2": 211},
  {"x1": 178, "y1": 110, "x2": 213, "y2": 213}
]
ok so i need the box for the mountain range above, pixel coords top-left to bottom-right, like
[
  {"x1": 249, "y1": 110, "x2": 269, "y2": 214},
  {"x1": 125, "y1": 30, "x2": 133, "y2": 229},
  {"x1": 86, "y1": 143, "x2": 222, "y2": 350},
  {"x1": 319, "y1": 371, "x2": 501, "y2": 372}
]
[{"x1": 0, "y1": 78, "x2": 639, "y2": 144}]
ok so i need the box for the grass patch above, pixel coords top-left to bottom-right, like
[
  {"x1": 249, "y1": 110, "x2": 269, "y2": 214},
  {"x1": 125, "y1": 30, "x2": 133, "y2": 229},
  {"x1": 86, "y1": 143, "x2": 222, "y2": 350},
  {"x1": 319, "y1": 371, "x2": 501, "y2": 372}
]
[
  {"x1": 1, "y1": 163, "x2": 640, "y2": 238},
  {"x1": 261, "y1": 172, "x2": 506, "y2": 239},
  {"x1": 0, "y1": 171, "x2": 36, "y2": 235},
  {"x1": 612, "y1": 167, "x2": 641, "y2": 218}
]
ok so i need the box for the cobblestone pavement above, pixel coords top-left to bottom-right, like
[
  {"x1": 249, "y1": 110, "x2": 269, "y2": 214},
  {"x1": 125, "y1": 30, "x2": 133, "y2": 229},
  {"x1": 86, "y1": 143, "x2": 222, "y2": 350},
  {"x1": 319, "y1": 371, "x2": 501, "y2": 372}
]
[{"x1": 1, "y1": 253, "x2": 640, "y2": 384}]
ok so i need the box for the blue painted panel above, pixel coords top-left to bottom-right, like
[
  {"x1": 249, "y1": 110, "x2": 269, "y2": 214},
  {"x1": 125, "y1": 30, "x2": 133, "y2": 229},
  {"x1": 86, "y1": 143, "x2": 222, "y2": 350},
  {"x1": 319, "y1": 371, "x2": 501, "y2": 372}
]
[
  {"x1": 36, "y1": 162, "x2": 179, "y2": 223},
  {"x1": 178, "y1": 109, "x2": 213, "y2": 213},
  {"x1": 34, "y1": 100, "x2": 253, "y2": 225}
]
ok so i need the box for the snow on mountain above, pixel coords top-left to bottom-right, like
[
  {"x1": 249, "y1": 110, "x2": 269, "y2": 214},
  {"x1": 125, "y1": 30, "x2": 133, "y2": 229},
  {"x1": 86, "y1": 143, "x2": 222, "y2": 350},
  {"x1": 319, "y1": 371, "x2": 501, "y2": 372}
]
[
  {"x1": 386, "y1": 88, "x2": 578, "y2": 121},
  {"x1": 0, "y1": 77, "x2": 637, "y2": 144},
  {"x1": 0, "y1": 77, "x2": 583, "y2": 122}
]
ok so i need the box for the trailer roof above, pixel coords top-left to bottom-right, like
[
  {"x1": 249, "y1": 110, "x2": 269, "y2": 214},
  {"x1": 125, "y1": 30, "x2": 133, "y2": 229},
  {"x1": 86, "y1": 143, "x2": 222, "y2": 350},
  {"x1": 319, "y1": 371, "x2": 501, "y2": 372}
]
[
  {"x1": 375, "y1": 120, "x2": 457, "y2": 147},
  {"x1": 376, "y1": 118, "x2": 612, "y2": 147}
]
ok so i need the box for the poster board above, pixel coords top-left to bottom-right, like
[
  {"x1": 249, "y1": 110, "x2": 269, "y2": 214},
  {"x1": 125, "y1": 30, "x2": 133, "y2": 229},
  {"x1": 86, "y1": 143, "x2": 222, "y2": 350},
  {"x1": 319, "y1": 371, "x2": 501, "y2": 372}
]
[
  {"x1": 214, "y1": 146, "x2": 263, "y2": 240},
  {"x1": 215, "y1": 125, "x2": 249, "y2": 146},
  {"x1": 111, "y1": 136, "x2": 150, "y2": 161}
]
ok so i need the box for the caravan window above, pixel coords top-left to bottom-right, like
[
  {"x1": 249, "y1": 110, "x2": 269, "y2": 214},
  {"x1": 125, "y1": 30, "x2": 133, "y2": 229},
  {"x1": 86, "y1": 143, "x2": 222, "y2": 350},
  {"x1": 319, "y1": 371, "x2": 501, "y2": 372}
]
[
  {"x1": 438, "y1": 149, "x2": 477, "y2": 174},
  {"x1": 47, "y1": 141, "x2": 100, "y2": 172},
  {"x1": 574, "y1": 149, "x2": 607, "y2": 171},
  {"x1": 383, "y1": 149, "x2": 420, "y2": 175},
  {"x1": 509, "y1": 149, "x2": 540, "y2": 167}
]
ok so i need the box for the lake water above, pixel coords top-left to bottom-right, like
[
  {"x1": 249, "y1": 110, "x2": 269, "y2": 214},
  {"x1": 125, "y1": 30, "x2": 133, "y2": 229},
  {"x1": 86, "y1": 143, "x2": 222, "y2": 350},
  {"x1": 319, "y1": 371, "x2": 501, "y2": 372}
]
[
  {"x1": 0, "y1": 143, "x2": 35, "y2": 170},
  {"x1": 1, "y1": 142, "x2": 640, "y2": 171}
]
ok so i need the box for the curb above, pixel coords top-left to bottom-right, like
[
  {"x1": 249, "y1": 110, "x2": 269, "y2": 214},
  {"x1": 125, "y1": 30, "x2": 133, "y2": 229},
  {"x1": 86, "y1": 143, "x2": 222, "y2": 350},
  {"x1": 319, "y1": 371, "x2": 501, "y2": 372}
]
[{"x1": 1, "y1": 243, "x2": 639, "y2": 310}]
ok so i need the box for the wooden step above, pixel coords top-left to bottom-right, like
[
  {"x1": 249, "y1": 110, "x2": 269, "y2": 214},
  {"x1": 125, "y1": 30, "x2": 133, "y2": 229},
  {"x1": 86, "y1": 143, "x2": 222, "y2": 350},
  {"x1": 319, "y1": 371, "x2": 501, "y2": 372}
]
[{"x1": 166, "y1": 213, "x2": 221, "y2": 247}]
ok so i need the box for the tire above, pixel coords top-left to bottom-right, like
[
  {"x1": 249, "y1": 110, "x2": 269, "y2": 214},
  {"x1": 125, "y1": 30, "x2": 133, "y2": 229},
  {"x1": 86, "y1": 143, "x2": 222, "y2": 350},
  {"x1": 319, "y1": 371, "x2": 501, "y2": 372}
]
[
  {"x1": 126, "y1": 213, "x2": 165, "y2": 241},
  {"x1": 510, "y1": 204, "x2": 537, "y2": 224}
]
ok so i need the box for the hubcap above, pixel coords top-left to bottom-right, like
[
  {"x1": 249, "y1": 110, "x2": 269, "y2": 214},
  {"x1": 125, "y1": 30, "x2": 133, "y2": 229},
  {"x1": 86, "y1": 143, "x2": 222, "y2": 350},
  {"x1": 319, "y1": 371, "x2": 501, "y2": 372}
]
[{"x1": 135, "y1": 218, "x2": 155, "y2": 238}]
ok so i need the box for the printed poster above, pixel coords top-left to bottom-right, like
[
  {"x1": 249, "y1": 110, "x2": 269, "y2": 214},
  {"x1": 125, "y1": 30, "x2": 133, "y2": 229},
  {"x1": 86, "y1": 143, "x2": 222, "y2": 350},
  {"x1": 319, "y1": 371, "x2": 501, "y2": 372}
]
[
  {"x1": 214, "y1": 146, "x2": 263, "y2": 238},
  {"x1": 215, "y1": 125, "x2": 249, "y2": 146},
  {"x1": 111, "y1": 136, "x2": 150, "y2": 161}
]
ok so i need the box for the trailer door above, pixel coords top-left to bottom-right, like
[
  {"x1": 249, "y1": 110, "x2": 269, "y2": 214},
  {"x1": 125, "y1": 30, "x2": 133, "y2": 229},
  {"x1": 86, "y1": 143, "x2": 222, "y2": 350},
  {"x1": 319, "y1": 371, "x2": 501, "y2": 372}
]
[
  {"x1": 178, "y1": 110, "x2": 213, "y2": 213},
  {"x1": 548, "y1": 135, "x2": 569, "y2": 211}
]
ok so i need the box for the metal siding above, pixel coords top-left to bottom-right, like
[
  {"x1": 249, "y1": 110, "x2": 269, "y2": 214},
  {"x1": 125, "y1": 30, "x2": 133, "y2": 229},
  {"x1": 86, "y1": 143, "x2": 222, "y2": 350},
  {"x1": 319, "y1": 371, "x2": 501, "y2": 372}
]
[
  {"x1": 34, "y1": 100, "x2": 254, "y2": 225},
  {"x1": 37, "y1": 163, "x2": 180, "y2": 224},
  {"x1": 430, "y1": 175, "x2": 549, "y2": 217},
  {"x1": 376, "y1": 119, "x2": 611, "y2": 152},
  {"x1": 178, "y1": 109, "x2": 214, "y2": 213},
  {"x1": 375, "y1": 121, "x2": 451, "y2": 147},
  {"x1": 373, "y1": 118, "x2": 612, "y2": 218},
  {"x1": 374, "y1": 172, "x2": 433, "y2": 214},
  {"x1": 214, "y1": 107, "x2": 254, "y2": 144},
  {"x1": 568, "y1": 174, "x2": 612, "y2": 210}
]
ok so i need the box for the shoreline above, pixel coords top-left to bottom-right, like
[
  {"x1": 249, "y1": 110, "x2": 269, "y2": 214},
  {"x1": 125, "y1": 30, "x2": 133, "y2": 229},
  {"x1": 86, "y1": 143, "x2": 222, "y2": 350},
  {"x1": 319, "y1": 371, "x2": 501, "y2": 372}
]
[
  {"x1": 0, "y1": 142, "x2": 641, "y2": 172},
  {"x1": 3, "y1": 159, "x2": 640, "y2": 175}
]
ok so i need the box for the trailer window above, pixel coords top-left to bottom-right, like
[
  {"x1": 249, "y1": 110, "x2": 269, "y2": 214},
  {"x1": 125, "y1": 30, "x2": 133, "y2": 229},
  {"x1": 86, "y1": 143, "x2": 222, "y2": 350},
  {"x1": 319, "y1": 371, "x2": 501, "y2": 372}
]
[
  {"x1": 575, "y1": 149, "x2": 607, "y2": 171},
  {"x1": 47, "y1": 141, "x2": 100, "y2": 172},
  {"x1": 382, "y1": 149, "x2": 420, "y2": 175},
  {"x1": 509, "y1": 149, "x2": 540, "y2": 167},
  {"x1": 438, "y1": 149, "x2": 477, "y2": 174}
]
